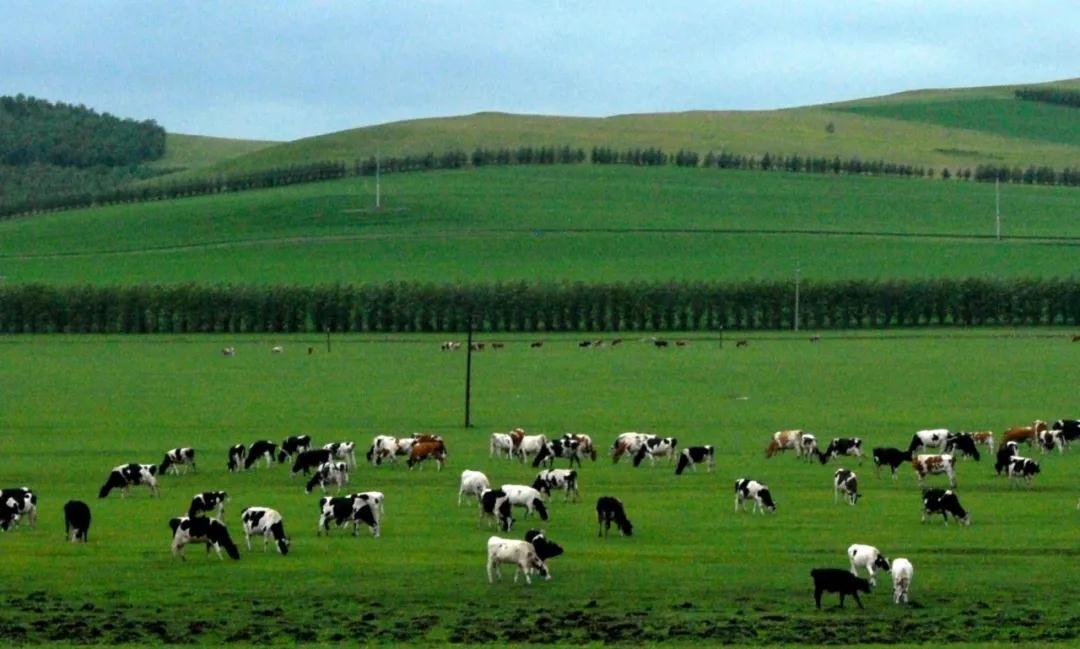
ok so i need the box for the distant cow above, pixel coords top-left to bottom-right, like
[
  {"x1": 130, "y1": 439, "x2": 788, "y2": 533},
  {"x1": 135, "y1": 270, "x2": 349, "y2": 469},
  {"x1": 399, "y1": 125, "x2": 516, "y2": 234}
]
[
  {"x1": 1006, "y1": 456, "x2": 1040, "y2": 486},
  {"x1": 596, "y1": 496, "x2": 633, "y2": 537},
  {"x1": 734, "y1": 478, "x2": 776, "y2": 514},
  {"x1": 833, "y1": 469, "x2": 860, "y2": 505},
  {"x1": 490, "y1": 433, "x2": 516, "y2": 459},
  {"x1": 1001, "y1": 420, "x2": 1047, "y2": 448},
  {"x1": 63, "y1": 500, "x2": 91, "y2": 542},
  {"x1": 1051, "y1": 419, "x2": 1080, "y2": 445},
  {"x1": 994, "y1": 441, "x2": 1019, "y2": 476},
  {"x1": 245, "y1": 440, "x2": 278, "y2": 470},
  {"x1": 970, "y1": 431, "x2": 995, "y2": 454},
  {"x1": 765, "y1": 430, "x2": 816, "y2": 460},
  {"x1": 818, "y1": 438, "x2": 863, "y2": 465},
  {"x1": 480, "y1": 489, "x2": 514, "y2": 532},
  {"x1": 323, "y1": 441, "x2": 358, "y2": 468},
  {"x1": 811, "y1": 569, "x2": 871, "y2": 609},
  {"x1": 441, "y1": 341, "x2": 461, "y2": 351},
  {"x1": 240, "y1": 507, "x2": 290, "y2": 555},
  {"x1": 907, "y1": 429, "x2": 949, "y2": 454},
  {"x1": 221, "y1": 346, "x2": 235, "y2": 357},
  {"x1": 189, "y1": 491, "x2": 229, "y2": 521},
  {"x1": 675, "y1": 445, "x2": 715, "y2": 475},
  {"x1": 1037, "y1": 428, "x2": 1066, "y2": 454},
  {"x1": 921, "y1": 488, "x2": 970, "y2": 525},
  {"x1": 848, "y1": 543, "x2": 890, "y2": 587},
  {"x1": 500, "y1": 485, "x2": 549, "y2": 521},
  {"x1": 159, "y1": 448, "x2": 196, "y2": 475},
  {"x1": 563, "y1": 433, "x2": 597, "y2": 461},
  {"x1": 486, "y1": 536, "x2": 549, "y2": 585},
  {"x1": 459, "y1": 470, "x2": 491, "y2": 506},
  {"x1": 408, "y1": 440, "x2": 447, "y2": 470},
  {"x1": 944, "y1": 433, "x2": 981, "y2": 461},
  {"x1": 99, "y1": 464, "x2": 159, "y2": 498},
  {"x1": 292, "y1": 449, "x2": 334, "y2": 476},
  {"x1": 532, "y1": 469, "x2": 579, "y2": 502},
  {"x1": 891, "y1": 558, "x2": 914, "y2": 604},
  {"x1": 1, "y1": 487, "x2": 38, "y2": 529},
  {"x1": 169, "y1": 516, "x2": 240, "y2": 560},
  {"x1": 872, "y1": 447, "x2": 911, "y2": 479},
  {"x1": 227, "y1": 444, "x2": 247, "y2": 472},
  {"x1": 305, "y1": 461, "x2": 349, "y2": 494},
  {"x1": 632, "y1": 436, "x2": 678, "y2": 467},
  {"x1": 611, "y1": 432, "x2": 654, "y2": 463},
  {"x1": 317, "y1": 495, "x2": 380, "y2": 537},
  {"x1": 912, "y1": 454, "x2": 957, "y2": 489},
  {"x1": 533, "y1": 438, "x2": 583, "y2": 469},
  {"x1": 277, "y1": 435, "x2": 312, "y2": 463}
]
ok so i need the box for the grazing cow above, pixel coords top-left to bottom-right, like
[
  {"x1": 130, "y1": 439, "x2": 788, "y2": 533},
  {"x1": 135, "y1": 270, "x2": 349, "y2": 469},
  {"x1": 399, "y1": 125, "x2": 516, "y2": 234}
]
[
  {"x1": 833, "y1": 469, "x2": 860, "y2": 505},
  {"x1": 159, "y1": 447, "x2": 196, "y2": 475},
  {"x1": 515, "y1": 434, "x2": 548, "y2": 464},
  {"x1": 532, "y1": 469, "x2": 579, "y2": 502},
  {"x1": 818, "y1": 438, "x2": 863, "y2": 465},
  {"x1": 169, "y1": 516, "x2": 240, "y2": 560},
  {"x1": 1037, "y1": 428, "x2": 1066, "y2": 454},
  {"x1": 912, "y1": 454, "x2": 957, "y2": 489},
  {"x1": 469, "y1": 342, "x2": 485, "y2": 352},
  {"x1": 596, "y1": 496, "x2": 633, "y2": 537},
  {"x1": 221, "y1": 346, "x2": 235, "y2": 357},
  {"x1": 632, "y1": 436, "x2": 678, "y2": 467},
  {"x1": 317, "y1": 496, "x2": 380, "y2": 537},
  {"x1": 533, "y1": 438, "x2": 583, "y2": 468},
  {"x1": 323, "y1": 441, "x2": 358, "y2": 468},
  {"x1": 366, "y1": 435, "x2": 404, "y2": 466},
  {"x1": 1006, "y1": 456, "x2": 1040, "y2": 486},
  {"x1": 578, "y1": 340, "x2": 592, "y2": 349},
  {"x1": 63, "y1": 500, "x2": 91, "y2": 542},
  {"x1": 240, "y1": 507, "x2": 290, "y2": 555},
  {"x1": 486, "y1": 536, "x2": 549, "y2": 585},
  {"x1": 227, "y1": 444, "x2": 247, "y2": 472},
  {"x1": 408, "y1": 440, "x2": 447, "y2": 470},
  {"x1": 491, "y1": 343, "x2": 505, "y2": 350},
  {"x1": 500, "y1": 485, "x2": 549, "y2": 521},
  {"x1": 1051, "y1": 419, "x2": 1080, "y2": 445},
  {"x1": 277, "y1": 435, "x2": 312, "y2": 463},
  {"x1": 490, "y1": 433, "x2": 515, "y2": 459},
  {"x1": 0, "y1": 500, "x2": 19, "y2": 531},
  {"x1": 653, "y1": 338, "x2": 669, "y2": 348},
  {"x1": 0, "y1": 487, "x2": 37, "y2": 529},
  {"x1": 611, "y1": 432, "x2": 654, "y2": 463},
  {"x1": 480, "y1": 489, "x2": 514, "y2": 532},
  {"x1": 524, "y1": 529, "x2": 564, "y2": 573},
  {"x1": 459, "y1": 470, "x2": 491, "y2": 506},
  {"x1": 99, "y1": 464, "x2": 159, "y2": 498},
  {"x1": 734, "y1": 478, "x2": 776, "y2": 514},
  {"x1": 944, "y1": 433, "x2": 981, "y2": 461},
  {"x1": 530, "y1": 341, "x2": 543, "y2": 348},
  {"x1": 189, "y1": 491, "x2": 229, "y2": 520},
  {"x1": 848, "y1": 544, "x2": 890, "y2": 587},
  {"x1": 995, "y1": 441, "x2": 1019, "y2": 476},
  {"x1": 245, "y1": 440, "x2": 278, "y2": 470},
  {"x1": 907, "y1": 429, "x2": 950, "y2": 454},
  {"x1": 872, "y1": 447, "x2": 911, "y2": 479},
  {"x1": 735, "y1": 339, "x2": 749, "y2": 348},
  {"x1": 811, "y1": 569, "x2": 872, "y2": 609},
  {"x1": 921, "y1": 489, "x2": 970, "y2": 525},
  {"x1": 970, "y1": 431, "x2": 995, "y2": 454},
  {"x1": 346, "y1": 491, "x2": 385, "y2": 517},
  {"x1": 563, "y1": 433, "x2": 597, "y2": 461},
  {"x1": 305, "y1": 461, "x2": 349, "y2": 494},
  {"x1": 271, "y1": 345, "x2": 284, "y2": 354},
  {"x1": 610, "y1": 338, "x2": 623, "y2": 346},
  {"x1": 1001, "y1": 420, "x2": 1048, "y2": 448},
  {"x1": 675, "y1": 445, "x2": 715, "y2": 475},
  {"x1": 765, "y1": 430, "x2": 816, "y2": 460},
  {"x1": 891, "y1": 558, "x2": 914, "y2": 604},
  {"x1": 440, "y1": 341, "x2": 461, "y2": 351},
  {"x1": 292, "y1": 449, "x2": 334, "y2": 476}
]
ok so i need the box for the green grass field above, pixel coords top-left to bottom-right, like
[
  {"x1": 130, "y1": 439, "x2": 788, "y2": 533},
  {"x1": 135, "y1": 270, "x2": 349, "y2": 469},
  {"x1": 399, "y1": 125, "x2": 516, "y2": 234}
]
[
  {"x1": 3, "y1": 165, "x2": 1079, "y2": 286},
  {"x1": 1, "y1": 331, "x2": 1077, "y2": 645}
]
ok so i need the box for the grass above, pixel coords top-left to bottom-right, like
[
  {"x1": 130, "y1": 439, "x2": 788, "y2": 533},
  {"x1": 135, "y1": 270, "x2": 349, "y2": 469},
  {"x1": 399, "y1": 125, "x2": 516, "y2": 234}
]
[
  {"x1": 149, "y1": 133, "x2": 279, "y2": 173},
  {"x1": 2, "y1": 165, "x2": 1080, "y2": 285},
  {"x1": 0, "y1": 331, "x2": 1078, "y2": 645}
]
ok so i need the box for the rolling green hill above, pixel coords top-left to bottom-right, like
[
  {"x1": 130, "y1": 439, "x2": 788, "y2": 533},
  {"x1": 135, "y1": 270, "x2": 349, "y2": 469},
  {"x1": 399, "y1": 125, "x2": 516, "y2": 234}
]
[{"x1": 151, "y1": 133, "x2": 279, "y2": 172}]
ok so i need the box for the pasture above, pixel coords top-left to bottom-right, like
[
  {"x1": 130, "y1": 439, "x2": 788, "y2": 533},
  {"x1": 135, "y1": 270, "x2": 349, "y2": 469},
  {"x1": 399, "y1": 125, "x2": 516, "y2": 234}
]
[{"x1": 0, "y1": 331, "x2": 1077, "y2": 646}]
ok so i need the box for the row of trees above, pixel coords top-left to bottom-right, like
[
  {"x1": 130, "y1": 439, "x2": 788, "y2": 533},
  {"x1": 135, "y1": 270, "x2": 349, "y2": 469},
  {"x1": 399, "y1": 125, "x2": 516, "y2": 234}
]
[
  {"x1": 1015, "y1": 87, "x2": 1080, "y2": 109},
  {"x1": 973, "y1": 163, "x2": 1080, "y2": 186},
  {"x1": 2, "y1": 279, "x2": 1078, "y2": 334}
]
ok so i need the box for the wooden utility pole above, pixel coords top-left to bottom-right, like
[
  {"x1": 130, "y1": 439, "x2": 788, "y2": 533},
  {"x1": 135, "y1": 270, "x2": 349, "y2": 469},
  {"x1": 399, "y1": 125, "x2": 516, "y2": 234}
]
[{"x1": 464, "y1": 319, "x2": 474, "y2": 428}]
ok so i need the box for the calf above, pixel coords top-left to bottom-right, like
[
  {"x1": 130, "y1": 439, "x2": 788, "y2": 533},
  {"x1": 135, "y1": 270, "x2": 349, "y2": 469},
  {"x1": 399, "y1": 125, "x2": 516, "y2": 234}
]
[
  {"x1": 1006, "y1": 456, "x2": 1040, "y2": 486},
  {"x1": 907, "y1": 429, "x2": 949, "y2": 454},
  {"x1": 500, "y1": 485, "x2": 549, "y2": 521},
  {"x1": 596, "y1": 496, "x2": 633, "y2": 537},
  {"x1": 227, "y1": 444, "x2": 247, "y2": 472},
  {"x1": 833, "y1": 469, "x2": 860, "y2": 505},
  {"x1": 277, "y1": 435, "x2": 312, "y2": 462},
  {"x1": 323, "y1": 441, "x2": 358, "y2": 468},
  {"x1": 912, "y1": 454, "x2": 957, "y2": 489},
  {"x1": 675, "y1": 445, "x2": 715, "y2": 475},
  {"x1": 459, "y1": 470, "x2": 491, "y2": 505},
  {"x1": 159, "y1": 448, "x2": 196, "y2": 475},
  {"x1": 1, "y1": 487, "x2": 38, "y2": 529},
  {"x1": 818, "y1": 438, "x2": 863, "y2": 465},
  {"x1": 533, "y1": 438, "x2": 584, "y2": 468},
  {"x1": 480, "y1": 489, "x2": 514, "y2": 532},
  {"x1": 944, "y1": 433, "x2": 981, "y2": 461},
  {"x1": 532, "y1": 469, "x2": 579, "y2": 502},
  {"x1": 169, "y1": 515, "x2": 240, "y2": 560},
  {"x1": 811, "y1": 568, "x2": 872, "y2": 609},
  {"x1": 99, "y1": 464, "x2": 159, "y2": 498},
  {"x1": 632, "y1": 436, "x2": 678, "y2": 467},
  {"x1": 317, "y1": 496, "x2": 379, "y2": 537},
  {"x1": 189, "y1": 491, "x2": 229, "y2": 520},
  {"x1": 872, "y1": 447, "x2": 911, "y2": 479},
  {"x1": 245, "y1": 440, "x2": 278, "y2": 470},
  {"x1": 63, "y1": 500, "x2": 91, "y2": 542},
  {"x1": 240, "y1": 507, "x2": 290, "y2": 555},
  {"x1": 848, "y1": 544, "x2": 890, "y2": 587},
  {"x1": 305, "y1": 461, "x2": 349, "y2": 494},
  {"x1": 734, "y1": 478, "x2": 776, "y2": 514},
  {"x1": 486, "y1": 536, "x2": 549, "y2": 585},
  {"x1": 407, "y1": 440, "x2": 448, "y2": 470},
  {"x1": 292, "y1": 449, "x2": 334, "y2": 476},
  {"x1": 490, "y1": 433, "x2": 515, "y2": 459},
  {"x1": 921, "y1": 488, "x2": 970, "y2": 525},
  {"x1": 994, "y1": 441, "x2": 1019, "y2": 476},
  {"x1": 891, "y1": 558, "x2": 914, "y2": 604}
]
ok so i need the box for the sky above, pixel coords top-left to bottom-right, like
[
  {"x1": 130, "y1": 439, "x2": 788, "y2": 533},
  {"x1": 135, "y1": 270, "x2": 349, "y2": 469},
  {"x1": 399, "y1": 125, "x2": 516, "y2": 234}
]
[{"x1": 3, "y1": 1, "x2": 1078, "y2": 142}]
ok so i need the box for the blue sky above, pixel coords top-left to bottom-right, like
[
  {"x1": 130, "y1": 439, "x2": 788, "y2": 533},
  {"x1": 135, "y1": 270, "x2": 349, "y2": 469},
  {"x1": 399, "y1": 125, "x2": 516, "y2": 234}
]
[{"x1": 3, "y1": 1, "x2": 1077, "y2": 141}]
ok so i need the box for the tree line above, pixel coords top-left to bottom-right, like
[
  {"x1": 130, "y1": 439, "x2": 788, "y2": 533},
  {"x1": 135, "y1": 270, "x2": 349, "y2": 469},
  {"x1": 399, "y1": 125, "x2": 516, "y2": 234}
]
[
  {"x1": 2, "y1": 279, "x2": 1077, "y2": 334},
  {"x1": 1015, "y1": 87, "x2": 1080, "y2": 109}
]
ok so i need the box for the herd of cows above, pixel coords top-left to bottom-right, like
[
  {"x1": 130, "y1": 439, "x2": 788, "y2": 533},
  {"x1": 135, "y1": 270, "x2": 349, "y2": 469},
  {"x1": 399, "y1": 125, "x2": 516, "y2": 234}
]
[{"x1": 2, "y1": 416, "x2": 1078, "y2": 606}]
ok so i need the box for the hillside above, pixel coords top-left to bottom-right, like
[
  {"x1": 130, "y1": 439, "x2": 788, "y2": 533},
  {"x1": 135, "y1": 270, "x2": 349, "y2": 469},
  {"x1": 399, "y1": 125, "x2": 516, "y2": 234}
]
[{"x1": 150, "y1": 133, "x2": 279, "y2": 172}]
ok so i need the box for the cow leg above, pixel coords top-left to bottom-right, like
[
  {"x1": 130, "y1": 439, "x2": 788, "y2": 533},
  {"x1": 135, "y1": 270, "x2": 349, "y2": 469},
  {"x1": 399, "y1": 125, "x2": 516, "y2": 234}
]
[
  {"x1": 852, "y1": 591, "x2": 863, "y2": 609},
  {"x1": 839, "y1": 592, "x2": 846, "y2": 608},
  {"x1": 814, "y1": 588, "x2": 823, "y2": 609},
  {"x1": 245, "y1": 532, "x2": 253, "y2": 551}
]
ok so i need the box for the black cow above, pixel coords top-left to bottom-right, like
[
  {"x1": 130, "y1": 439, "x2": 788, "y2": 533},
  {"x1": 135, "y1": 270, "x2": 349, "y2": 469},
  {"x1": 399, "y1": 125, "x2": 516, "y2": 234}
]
[
  {"x1": 596, "y1": 496, "x2": 633, "y2": 537},
  {"x1": 811, "y1": 568, "x2": 872, "y2": 609},
  {"x1": 944, "y1": 433, "x2": 981, "y2": 461},
  {"x1": 921, "y1": 488, "x2": 970, "y2": 525},
  {"x1": 994, "y1": 441, "x2": 1019, "y2": 476},
  {"x1": 818, "y1": 438, "x2": 863, "y2": 465},
  {"x1": 227, "y1": 444, "x2": 247, "y2": 472},
  {"x1": 169, "y1": 516, "x2": 240, "y2": 560},
  {"x1": 292, "y1": 449, "x2": 334, "y2": 475},
  {"x1": 675, "y1": 446, "x2": 715, "y2": 475},
  {"x1": 481, "y1": 489, "x2": 514, "y2": 532},
  {"x1": 872, "y1": 447, "x2": 911, "y2": 479},
  {"x1": 189, "y1": 491, "x2": 229, "y2": 520},
  {"x1": 524, "y1": 528, "x2": 564, "y2": 576},
  {"x1": 0, "y1": 499, "x2": 21, "y2": 531},
  {"x1": 63, "y1": 500, "x2": 91, "y2": 542},
  {"x1": 277, "y1": 435, "x2": 312, "y2": 463},
  {"x1": 1051, "y1": 419, "x2": 1080, "y2": 444},
  {"x1": 244, "y1": 440, "x2": 278, "y2": 470},
  {"x1": 1, "y1": 487, "x2": 38, "y2": 529}
]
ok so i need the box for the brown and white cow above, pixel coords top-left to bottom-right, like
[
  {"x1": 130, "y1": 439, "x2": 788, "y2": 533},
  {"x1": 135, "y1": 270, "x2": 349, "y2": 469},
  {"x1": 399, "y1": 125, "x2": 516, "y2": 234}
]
[
  {"x1": 969, "y1": 431, "x2": 995, "y2": 454},
  {"x1": 1000, "y1": 420, "x2": 1047, "y2": 449},
  {"x1": 611, "y1": 433, "x2": 654, "y2": 463},
  {"x1": 912, "y1": 454, "x2": 957, "y2": 489},
  {"x1": 765, "y1": 430, "x2": 817, "y2": 460},
  {"x1": 407, "y1": 440, "x2": 447, "y2": 470}
]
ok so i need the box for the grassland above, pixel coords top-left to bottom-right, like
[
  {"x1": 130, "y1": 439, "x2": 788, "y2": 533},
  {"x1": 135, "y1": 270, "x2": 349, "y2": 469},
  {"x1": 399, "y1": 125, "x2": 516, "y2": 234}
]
[
  {"x1": 0, "y1": 331, "x2": 1078, "y2": 646},
  {"x1": 3, "y1": 165, "x2": 1079, "y2": 286},
  {"x1": 149, "y1": 133, "x2": 279, "y2": 173}
]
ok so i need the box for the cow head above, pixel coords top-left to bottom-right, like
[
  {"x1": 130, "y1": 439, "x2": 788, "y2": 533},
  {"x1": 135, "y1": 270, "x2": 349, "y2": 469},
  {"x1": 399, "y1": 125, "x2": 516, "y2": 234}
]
[{"x1": 873, "y1": 555, "x2": 891, "y2": 572}]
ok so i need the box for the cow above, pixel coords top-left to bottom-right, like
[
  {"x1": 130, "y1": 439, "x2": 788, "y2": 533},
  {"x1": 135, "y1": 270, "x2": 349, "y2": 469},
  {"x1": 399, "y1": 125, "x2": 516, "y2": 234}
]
[
  {"x1": 169, "y1": 516, "x2": 240, "y2": 560},
  {"x1": 1001, "y1": 420, "x2": 1048, "y2": 448},
  {"x1": 871, "y1": 447, "x2": 911, "y2": 479},
  {"x1": 921, "y1": 489, "x2": 970, "y2": 525},
  {"x1": 366, "y1": 435, "x2": 413, "y2": 466},
  {"x1": 245, "y1": 440, "x2": 278, "y2": 470},
  {"x1": 99, "y1": 464, "x2": 159, "y2": 498},
  {"x1": 292, "y1": 449, "x2": 334, "y2": 476},
  {"x1": 323, "y1": 441, "x2": 358, "y2": 468},
  {"x1": 970, "y1": 431, "x2": 995, "y2": 454},
  {"x1": 227, "y1": 444, "x2": 247, "y2": 472},
  {"x1": 189, "y1": 491, "x2": 229, "y2": 521},
  {"x1": 271, "y1": 345, "x2": 284, "y2": 354},
  {"x1": 240, "y1": 507, "x2": 290, "y2": 555},
  {"x1": 596, "y1": 496, "x2": 633, "y2": 537},
  {"x1": 317, "y1": 496, "x2": 380, "y2": 537},
  {"x1": 515, "y1": 435, "x2": 548, "y2": 465},
  {"x1": 348, "y1": 491, "x2": 385, "y2": 518},
  {"x1": 944, "y1": 433, "x2": 981, "y2": 461},
  {"x1": 486, "y1": 536, "x2": 549, "y2": 585},
  {"x1": 490, "y1": 433, "x2": 515, "y2": 459},
  {"x1": 532, "y1": 438, "x2": 583, "y2": 469},
  {"x1": 995, "y1": 441, "x2": 1019, "y2": 476},
  {"x1": 0, "y1": 500, "x2": 19, "y2": 532},
  {"x1": 735, "y1": 339, "x2": 749, "y2": 348},
  {"x1": 811, "y1": 569, "x2": 872, "y2": 609},
  {"x1": 1006, "y1": 456, "x2": 1040, "y2": 486},
  {"x1": 532, "y1": 469, "x2": 579, "y2": 502},
  {"x1": 578, "y1": 340, "x2": 592, "y2": 349},
  {"x1": 63, "y1": 500, "x2": 90, "y2": 542},
  {"x1": 305, "y1": 461, "x2": 349, "y2": 494},
  {"x1": 500, "y1": 485, "x2": 549, "y2": 521},
  {"x1": 1051, "y1": 419, "x2": 1080, "y2": 445},
  {"x1": 408, "y1": 440, "x2": 447, "y2": 470},
  {"x1": 611, "y1": 432, "x2": 654, "y2": 463},
  {"x1": 632, "y1": 436, "x2": 678, "y2": 467},
  {"x1": 277, "y1": 435, "x2": 312, "y2": 463},
  {"x1": 221, "y1": 346, "x2": 235, "y2": 357},
  {"x1": 530, "y1": 341, "x2": 543, "y2": 348},
  {"x1": 459, "y1": 470, "x2": 491, "y2": 506},
  {"x1": 1037, "y1": 428, "x2": 1066, "y2": 454},
  {"x1": 891, "y1": 558, "x2": 914, "y2": 604},
  {"x1": 675, "y1": 445, "x2": 715, "y2": 475},
  {"x1": 848, "y1": 544, "x2": 890, "y2": 587},
  {"x1": 734, "y1": 478, "x2": 776, "y2": 514},
  {"x1": 818, "y1": 438, "x2": 863, "y2": 465},
  {"x1": 563, "y1": 433, "x2": 597, "y2": 461},
  {"x1": 524, "y1": 529, "x2": 564, "y2": 573},
  {"x1": 159, "y1": 447, "x2": 196, "y2": 475},
  {"x1": 907, "y1": 429, "x2": 950, "y2": 454},
  {"x1": 834, "y1": 469, "x2": 860, "y2": 505},
  {"x1": 653, "y1": 338, "x2": 669, "y2": 348},
  {"x1": 765, "y1": 430, "x2": 816, "y2": 460},
  {"x1": 440, "y1": 341, "x2": 461, "y2": 351},
  {"x1": 480, "y1": 489, "x2": 514, "y2": 532},
  {"x1": 0, "y1": 487, "x2": 37, "y2": 529},
  {"x1": 912, "y1": 454, "x2": 957, "y2": 489}
]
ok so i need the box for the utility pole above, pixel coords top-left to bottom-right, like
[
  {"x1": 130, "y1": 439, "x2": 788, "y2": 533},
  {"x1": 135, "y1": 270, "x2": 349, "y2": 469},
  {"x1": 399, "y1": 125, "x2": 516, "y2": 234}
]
[
  {"x1": 464, "y1": 318, "x2": 474, "y2": 428},
  {"x1": 375, "y1": 148, "x2": 381, "y2": 210},
  {"x1": 995, "y1": 177, "x2": 1001, "y2": 241},
  {"x1": 325, "y1": 326, "x2": 331, "y2": 353},
  {"x1": 794, "y1": 260, "x2": 801, "y2": 332}
]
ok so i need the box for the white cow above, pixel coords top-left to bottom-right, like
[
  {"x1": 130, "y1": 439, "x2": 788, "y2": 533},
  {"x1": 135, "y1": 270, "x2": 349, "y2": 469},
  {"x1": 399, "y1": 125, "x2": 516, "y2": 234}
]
[
  {"x1": 734, "y1": 478, "x2": 776, "y2": 514},
  {"x1": 500, "y1": 484, "x2": 549, "y2": 521},
  {"x1": 908, "y1": 429, "x2": 950, "y2": 453},
  {"x1": 913, "y1": 454, "x2": 957, "y2": 489},
  {"x1": 305, "y1": 461, "x2": 349, "y2": 494},
  {"x1": 515, "y1": 435, "x2": 548, "y2": 464},
  {"x1": 240, "y1": 507, "x2": 290, "y2": 555},
  {"x1": 891, "y1": 558, "x2": 914, "y2": 604},
  {"x1": 489, "y1": 433, "x2": 515, "y2": 459},
  {"x1": 459, "y1": 470, "x2": 491, "y2": 505},
  {"x1": 848, "y1": 543, "x2": 891, "y2": 587},
  {"x1": 323, "y1": 442, "x2": 357, "y2": 468},
  {"x1": 486, "y1": 536, "x2": 549, "y2": 585},
  {"x1": 611, "y1": 432, "x2": 654, "y2": 462}
]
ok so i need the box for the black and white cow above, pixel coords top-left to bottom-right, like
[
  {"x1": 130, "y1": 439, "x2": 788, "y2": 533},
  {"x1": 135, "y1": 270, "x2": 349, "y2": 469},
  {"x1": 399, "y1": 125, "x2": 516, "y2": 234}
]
[
  {"x1": 1, "y1": 487, "x2": 37, "y2": 529},
  {"x1": 908, "y1": 429, "x2": 949, "y2": 454},
  {"x1": 459, "y1": 470, "x2": 491, "y2": 506},
  {"x1": 818, "y1": 438, "x2": 863, "y2": 465},
  {"x1": 99, "y1": 464, "x2": 159, "y2": 498},
  {"x1": 734, "y1": 478, "x2": 776, "y2": 514},
  {"x1": 323, "y1": 442, "x2": 357, "y2": 468},
  {"x1": 188, "y1": 491, "x2": 229, "y2": 520},
  {"x1": 675, "y1": 445, "x2": 715, "y2": 475},
  {"x1": 811, "y1": 569, "x2": 872, "y2": 609},
  {"x1": 159, "y1": 447, "x2": 196, "y2": 475},
  {"x1": 848, "y1": 543, "x2": 890, "y2": 587},
  {"x1": 292, "y1": 449, "x2": 334, "y2": 476},
  {"x1": 1006, "y1": 456, "x2": 1040, "y2": 486},
  {"x1": 63, "y1": 500, "x2": 91, "y2": 542},
  {"x1": 500, "y1": 485, "x2": 549, "y2": 521},
  {"x1": 596, "y1": 496, "x2": 633, "y2": 537},
  {"x1": 995, "y1": 441, "x2": 1019, "y2": 476},
  {"x1": 1051, "y1": 419, "x2": 1080, "y2": 445},
  {"x1": 305, "y1": 461, "x2": 349, "y2": 493},
  {"x1": 169, "y1": 515, "x2": 240, "y2": 560},
  {"x1": 921, "y1": 489, "x2": 970, "y2": 525},
  {"x1": 872, "y1": 447, "x2": 911, "y2": 479},
  {"x1": 480, "y1": 489, "x2": 514, "y2": 532},
  {"x1": 532, "y1": 438, "x2": 583, "y2": 469},
  {"x1": 632, "y1": 436, "x2": 678, "y2": 467},
  {"x1": 317, "y1": 495, "x2": 380, "y2": 537},
  {"x1": 244, "y1": 440, "x2": 278, "y2": 470},
  {"x1": 277, "y1": 435, "x2": 312, "y2": 463},
  {"x1": 532, "y1": 469, "x2": 579, "y2": 502},
  {"x1": 944, "y1": 433, "x2": 981, "y2": 461},
  {"x1": 833, "y1": 469, "x2": 860, "y2": 505},
  {"x1": 0, "y1": 500, "x2": 20, "y2": 531},
  {"x1": 524, "y1": 529, "x2": 564, "y2": 577},
  {"x1": 240, "y1": 507, "x2": 290, "y2": 555},
  {"x1": 227, "y1": 444, "x2": 247, "y2": 472},
  {"x1": 486, "y1": 536, "x2": 549, "y2": 585}
]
